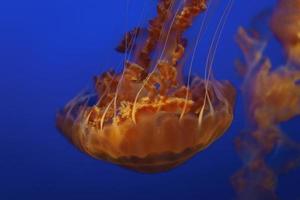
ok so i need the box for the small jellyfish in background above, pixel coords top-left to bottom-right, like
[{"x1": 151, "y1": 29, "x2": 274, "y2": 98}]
[
  {"x1": 56, "y1": 0, "x2": 236, "y2": 173},
  {"x1": 232, "y1": 0, "x2": 300, "y2": 199}
]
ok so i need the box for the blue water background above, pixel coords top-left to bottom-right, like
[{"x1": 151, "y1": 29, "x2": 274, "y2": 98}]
[{"x1": 1, "y1": 0, "x2": 299, "y2": 199}]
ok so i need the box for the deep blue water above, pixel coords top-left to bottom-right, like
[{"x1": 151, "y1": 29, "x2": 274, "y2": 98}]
[{"x1": 1, "y1": 0, "x2": 299, "y2": 199}]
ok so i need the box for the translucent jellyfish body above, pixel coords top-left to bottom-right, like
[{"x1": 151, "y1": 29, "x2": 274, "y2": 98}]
[
  {"x1": 57, "y1": 0, "x2": 235, "y2": 173},
  {"x1": 232, "y1": 0, "x2": 300, "y2": 197}
]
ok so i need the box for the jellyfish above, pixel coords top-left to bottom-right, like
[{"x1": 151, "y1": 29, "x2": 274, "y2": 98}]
[
  {"x1": 56, "y1": 0, "x2": 236, "y2": 173},
  {"x1": 232, "y1": 0, "x2": 300, "y2": 198}
]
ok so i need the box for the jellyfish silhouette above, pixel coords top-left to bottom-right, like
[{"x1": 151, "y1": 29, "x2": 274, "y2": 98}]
[
  {"x1": 56, "y1": 0, "x2": 235, "y2": 173},
  {"x1": 232, "y1": 0, "x2": 300, "y2": 198}
]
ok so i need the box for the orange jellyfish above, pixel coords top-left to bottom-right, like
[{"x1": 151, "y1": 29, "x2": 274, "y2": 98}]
[
  {"x1": 232, "y1": 0, "x2": 300, "y2": 198},
  {"x1": 56, "y1": 0, "x2": 236, "y2": 173}
]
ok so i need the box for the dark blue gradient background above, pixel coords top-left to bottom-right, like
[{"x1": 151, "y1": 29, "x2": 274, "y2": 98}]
[{"x1": 1, "y1": 0, "x2": 299, "y2": 199}]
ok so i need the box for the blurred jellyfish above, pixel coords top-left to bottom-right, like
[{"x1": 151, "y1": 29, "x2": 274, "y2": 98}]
[
  {"x1": 232, "y1": 0, "x2": 300, "y2": 199},
  {"x1": 56, "y1": 0, "x2": 236, "y2": 173}
]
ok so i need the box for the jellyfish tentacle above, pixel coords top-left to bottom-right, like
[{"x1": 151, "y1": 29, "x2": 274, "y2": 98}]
[
  {"x1": 205, "y1": 0, "x2": 234, "y2": 83},
  {"x1": 235, "y1": 27, "x2": 267, "y2": 75},
  {"x1": 207, "y1": 0, "x2": 234, "y2": 113},
  {"x1": 131, "y1": 2, "x2": 183, "y2": 124},
  {"x1": 180, "y1": 1, "x2": 211, "y2": 121},
  {"x1": 100, "y1": 99, "x2": 114, "y2": 131},
  {"x1": 116, "y1": 28, "x2": 141, "y2": 54},
  {"x1": 125, "y1": 1, "x2": 148, "y2": 61},
  {"x1": 94, "y1": 71, "x2": 119, "y2": 107},
  {"x1": 198, "y1": 0, "x2": 234, "y2": 125},
  {"x1": 113, "y1": 2, "x2": 150, "y2": 118},
  {"x1": 133, "y1": 0, "x2": 209, "y2": 124},
  {"x1": 197, "y1": 89, "x2": 208, "y2": 126},
  {"x1": 135, "y1": 0, "x2": 176, "y2": 69},
  {"x1": 205, "y1": 0, "x2": 234, "y2": 81},
  {"x1": 130, "y1": 1, "x2": 180, "y2": 120}
]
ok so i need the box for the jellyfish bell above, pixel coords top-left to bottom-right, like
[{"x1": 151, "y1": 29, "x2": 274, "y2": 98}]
[
  {"x1": 57, "y1": 77, "x2": 235, "y2": 173},
  {"x1": 270, "y1": 0, "x2": 300, "y2": 66},
  {"x1": 56, "y1": 0, "x2": 236, "y2": 173}
]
